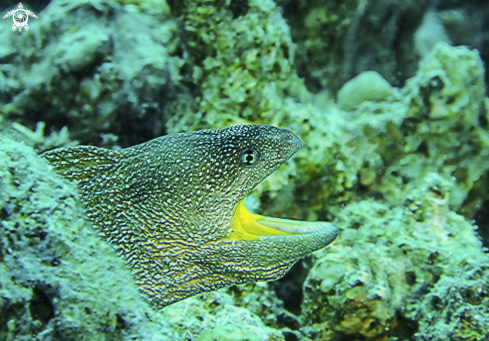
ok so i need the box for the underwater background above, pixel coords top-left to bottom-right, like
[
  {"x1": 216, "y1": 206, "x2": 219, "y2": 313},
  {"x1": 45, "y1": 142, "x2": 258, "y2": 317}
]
[{"x1": 1, "y1": 0, "x2": 489, "y2": 340}]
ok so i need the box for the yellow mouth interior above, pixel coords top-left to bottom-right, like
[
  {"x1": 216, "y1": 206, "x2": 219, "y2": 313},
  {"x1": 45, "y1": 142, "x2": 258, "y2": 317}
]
[
  {"x1": 228, "y1": 199, "x2": 337, "y2": 241},
  {"x1": 227, "y1": 201, "x2": 293, "y2": 240}
]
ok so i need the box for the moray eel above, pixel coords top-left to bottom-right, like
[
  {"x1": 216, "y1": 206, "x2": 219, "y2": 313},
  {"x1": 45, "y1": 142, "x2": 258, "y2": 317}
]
[{"x1": 42, "y1": 124, "x2": 338, "y2": 308}]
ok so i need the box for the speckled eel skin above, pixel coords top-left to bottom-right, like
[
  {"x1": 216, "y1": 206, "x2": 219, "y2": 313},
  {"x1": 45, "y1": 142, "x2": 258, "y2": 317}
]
[{"x1": 42, "y1": 124, "x2": 338, "y2": 308}]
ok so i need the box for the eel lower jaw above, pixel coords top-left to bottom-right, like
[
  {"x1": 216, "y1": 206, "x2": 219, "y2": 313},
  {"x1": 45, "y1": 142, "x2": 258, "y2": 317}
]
[{"x1": 227, "y1": 200, "x2": 339, "y2": 246}]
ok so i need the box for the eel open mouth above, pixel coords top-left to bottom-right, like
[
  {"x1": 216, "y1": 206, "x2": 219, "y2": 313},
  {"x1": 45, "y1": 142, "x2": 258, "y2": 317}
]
[{"x1": 228, "y1": 201, "x2": 339, "y2": 243}]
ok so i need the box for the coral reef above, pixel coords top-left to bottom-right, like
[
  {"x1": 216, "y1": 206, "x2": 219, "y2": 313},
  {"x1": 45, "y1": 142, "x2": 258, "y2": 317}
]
[
  {"x1": 1, "y1": 0, "x2": 489, "y2": 339},
  {"x1": 336, "y1": 71, "x2": 396, "y2": 112},
  {"x1": 302, "y1": 173, "x2": 489, "y2": 340},
  {"x1": 164, "y1": 0, "x2": 310, "y2": 135},
  {"x1": 433, "y1": 0, "x2": 489, "y2": 87},
  {"x1": 276, "y1": 0, "x2": 432, "y2": 93},
  {"x1": 0, "y1": 135, "x2": 176, "y2": 340},
  {"x1": 0, "y1": 0, "x2": 184, "y2": 147},
  {"x1": 253, "y1": 42, "x2": 489, "y2": 340}
]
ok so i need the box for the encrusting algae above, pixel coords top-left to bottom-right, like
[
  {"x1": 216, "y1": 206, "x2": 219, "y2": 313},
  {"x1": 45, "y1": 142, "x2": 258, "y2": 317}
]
[{"x1": 42, "y1": 124, "x2": 338, "y2": 308}]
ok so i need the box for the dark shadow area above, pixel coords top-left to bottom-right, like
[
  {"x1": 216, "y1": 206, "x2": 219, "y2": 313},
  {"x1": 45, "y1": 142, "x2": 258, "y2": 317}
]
[
  {"x1": 270, "y1": 257, "x2": 313, "y2": 316},
  {"x1": 0, "y1": 0, "x2": 51, "y2": 13},
  {"x1": 28, "y1": 285, "x2": 55, "y2": 325},
  {"x1": 435, "y1": 0, "x2": 489, "y2": 95},
  {"x1": 473, "y1": 199, "x2": 489, "y2": 248}
]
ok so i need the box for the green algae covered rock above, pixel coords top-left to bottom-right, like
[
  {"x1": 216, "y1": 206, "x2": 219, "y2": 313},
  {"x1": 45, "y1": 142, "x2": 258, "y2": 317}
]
[
  {"x1": 292, "y1": 42, "x2": 489, "y2": 340},
  {"x1": 164, "y1": 0, "x2": 310, "y2": 135},
  {"x1": 0, "y1": 0, "x2": 183, "y2": 147},
  {"x1": 280, "y1": 42, "x2": 487, "y2": 218},
  {"x1": 301, "y1": 173, "x2": 489, "y2": 340},
  {"x1": 336, "y1": 71, "x2": 396, "y2": 112},
  {"x1": 0, "y1": 135, "x2": 178, "y2": 340},
  {"x1": 160, "y1": 288, "x2": 285, "y2": 341},
  {"x1": 388, "y1": 42, "x2": 489, "y2": 214}
]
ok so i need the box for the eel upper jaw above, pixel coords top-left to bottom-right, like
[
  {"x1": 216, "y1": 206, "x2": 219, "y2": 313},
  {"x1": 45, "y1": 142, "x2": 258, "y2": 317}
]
[{"x1": 227, "y1": 200, "x2": 339, "y2": 248}]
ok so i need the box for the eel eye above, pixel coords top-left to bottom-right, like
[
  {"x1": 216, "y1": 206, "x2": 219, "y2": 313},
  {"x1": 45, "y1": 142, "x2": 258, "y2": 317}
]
[{"x1": 239, "y1": 148, "x2": 260, "y2": 167}]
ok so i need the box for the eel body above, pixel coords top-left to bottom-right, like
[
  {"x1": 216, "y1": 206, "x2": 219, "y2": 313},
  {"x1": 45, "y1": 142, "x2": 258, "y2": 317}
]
[{"x1": 42, "y1": 124, "x2": 338, "y2": 308}]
